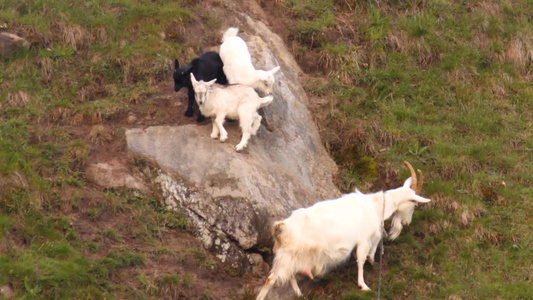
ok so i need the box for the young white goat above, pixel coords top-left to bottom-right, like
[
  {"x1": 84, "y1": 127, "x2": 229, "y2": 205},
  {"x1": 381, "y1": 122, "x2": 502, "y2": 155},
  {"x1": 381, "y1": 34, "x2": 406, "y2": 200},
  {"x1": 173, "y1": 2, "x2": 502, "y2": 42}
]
[
  {"x1": 190, "y1": 73, "x2": 273, "y2": 151},
  {"x1": 256, "y1": 162, "x2": 430, "y2": 300},
  {"x1": 220, "y1": 27, "x2": 280, "y2": 95}
]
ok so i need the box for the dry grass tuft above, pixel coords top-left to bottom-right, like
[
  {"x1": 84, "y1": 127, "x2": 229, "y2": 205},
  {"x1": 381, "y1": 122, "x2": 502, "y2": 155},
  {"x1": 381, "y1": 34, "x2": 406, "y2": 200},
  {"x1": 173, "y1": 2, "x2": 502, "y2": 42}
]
[
  {"x1": 38, "y1": 56, "x2": 53, "y2": 82},
  {"x1": 436, "y1": 195, "x2": 460, "y2": 214},
  {"x1": 7, "y1": 91, "x2": 31, "y2": 107},
  {"x1": 474, "y1": 226, "x2": 501, "y2": 245},
  {"x1": 505, "y1": 37, "x2": 531, "y2": 70},
  {"x1": 94, "y1": 26, "x2": 108, "y2": 42},
  {"x1": 77, "y1": 84, "x2": 100, "y2": 102},
  {"x1": 387, "y1": 32, "x2": 437, "y2": 67},
  {"x1": 445, "y1": 67, "x2": 479, "y2": 85},
  {"x1": 475, "y1": 1, "x2": 501, "y2": 17},
  {"x1": 386, "y1": 31, "x2": 409, "y2": 53},
  {"x1": 460, "y1": 210, "x2": 474, "y2": 227},
  {"x1": 55, "y1": 21, "x2": 92, "y2": 50}
]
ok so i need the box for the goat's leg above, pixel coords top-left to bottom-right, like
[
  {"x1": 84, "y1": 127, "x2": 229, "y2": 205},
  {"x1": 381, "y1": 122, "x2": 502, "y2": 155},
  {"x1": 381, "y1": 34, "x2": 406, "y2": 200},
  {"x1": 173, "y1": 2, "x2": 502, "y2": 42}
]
[
  {"x1": 214, "y1": 115, "x2": 228, "y2": 142},
  {"x1": 356, "y1": 243, "x2": 371, "y2": 291},
  {"x1": 367, "y1": 234, "x2": 381, "y2": 265},
  {"x1": 251, "y1": 112, "x2": 262, "y2": 135},
  {"x1": 256, "y1": 274, "x2": 277, "y2": 300},
  {"x1": 235, "y1": 111, "x2": 253, "y2": 151},
  {"x1": 196, "y1": 112, "x2": 206, "y2": 123},
  {"x1": 185, "y1": 89, "x2": 195, "y2": 117},
  {"x1": 290, "y1": 277, "x2": 303, "y2": 298},
  {"x1": 210, "y1": 118, "x2": 220, "y2": 139}
]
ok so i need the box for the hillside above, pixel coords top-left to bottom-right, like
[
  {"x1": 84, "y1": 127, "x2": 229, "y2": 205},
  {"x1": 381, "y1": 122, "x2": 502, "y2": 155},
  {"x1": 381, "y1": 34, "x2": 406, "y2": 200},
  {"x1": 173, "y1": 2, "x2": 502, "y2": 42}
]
[{"x1": 1, "y1": 0, "x2": 532, "y2": 299}]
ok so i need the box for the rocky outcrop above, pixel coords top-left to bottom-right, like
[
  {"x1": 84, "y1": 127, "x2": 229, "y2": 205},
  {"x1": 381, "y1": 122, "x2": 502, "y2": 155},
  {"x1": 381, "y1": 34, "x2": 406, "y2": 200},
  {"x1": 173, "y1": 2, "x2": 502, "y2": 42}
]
[
  {"x1": 0, "y1": 32, "x2": 29, "y2": 58},
  {"x1": 126, "y1": 16, "x2": 340, "y2": 270},
  {"x1": 86, "y1": 159, "x2": 147, "y2": 193}
]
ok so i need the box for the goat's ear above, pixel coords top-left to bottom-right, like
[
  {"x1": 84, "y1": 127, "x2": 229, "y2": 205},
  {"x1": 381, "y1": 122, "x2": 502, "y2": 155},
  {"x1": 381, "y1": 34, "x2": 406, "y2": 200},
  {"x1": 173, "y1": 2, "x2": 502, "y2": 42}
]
[
  {"x1": 269, "y1": 66, "x2": 281, "y2": 75},
  {"x1": 175, "y1": 59, "x2": 180, "y2": 69},
  {"x1": 412, "y1": 194, "x2": 431, "y2": 203},
  {"x1": 190, "y1": 73, "x2": 198, "y2": 85},
  {"x1": 403, "y1": 177, "x2": 413, "y2": 188}
]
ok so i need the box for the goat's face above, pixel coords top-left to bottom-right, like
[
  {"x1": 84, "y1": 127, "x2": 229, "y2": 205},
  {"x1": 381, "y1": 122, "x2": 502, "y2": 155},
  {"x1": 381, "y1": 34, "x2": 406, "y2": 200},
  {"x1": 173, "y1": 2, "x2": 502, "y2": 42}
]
[
  {"x1": 253, "y1": 66, "x2": 281, "y2": 96},
  {"x1": 388, "y1": 177, "x2": 430, "y2": 239},
  {"x1": 398, "y1": 161, "x2": 430, "y2": 224},
  {"x1": 190, "y1": 73, "x2": 216, "y2": 105},
  {"x1": 173, "y1": 59, "x2": 192, "y2": 92}
]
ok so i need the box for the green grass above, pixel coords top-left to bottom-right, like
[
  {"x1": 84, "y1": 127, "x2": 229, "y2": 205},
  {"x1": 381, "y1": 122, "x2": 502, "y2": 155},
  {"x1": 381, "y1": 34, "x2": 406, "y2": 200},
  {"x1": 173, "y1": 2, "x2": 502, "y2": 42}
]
[
  {"x1": 293, "y1": 0, "x2": 533, "y2": 298},
  {"x1": 1, "y1": 0, "x2": 533, "y2": 299}
]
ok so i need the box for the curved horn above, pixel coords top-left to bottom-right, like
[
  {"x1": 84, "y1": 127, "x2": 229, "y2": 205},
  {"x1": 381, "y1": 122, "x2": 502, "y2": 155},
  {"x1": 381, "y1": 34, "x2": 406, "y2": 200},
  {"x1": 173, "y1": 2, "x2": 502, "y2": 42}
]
[
  {"x1": 404, "y1": 161, "x2": 418, "y2": 192},
  {"x1": 416, "y1": 169, "x2": 423, "y2": 194}
]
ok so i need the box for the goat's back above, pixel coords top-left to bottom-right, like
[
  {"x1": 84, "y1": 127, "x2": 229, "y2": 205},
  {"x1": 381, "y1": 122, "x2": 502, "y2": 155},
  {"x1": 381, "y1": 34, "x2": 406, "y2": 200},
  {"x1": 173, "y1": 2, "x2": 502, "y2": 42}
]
[
  {"x1": 192, "y1": 52, "x2": 228, "y2": 84},
  {"x1": 280, "y1": 196, "x2": 381, "y2": 249},
  {"x1": 219, "y1": 35, "x2": 256, "y2": 85},
  {"x1": 200, "y1": 84, "x2": 265, "y2": 118}
]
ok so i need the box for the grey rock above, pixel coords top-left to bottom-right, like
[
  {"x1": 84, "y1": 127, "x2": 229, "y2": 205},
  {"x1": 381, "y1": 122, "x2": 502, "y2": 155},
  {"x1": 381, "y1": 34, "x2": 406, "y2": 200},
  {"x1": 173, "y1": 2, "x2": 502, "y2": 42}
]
[
  {"x1": 126, "y1": 16, "x2": 339, "y2": 269},
  {"x1": 0, "y1": 32, "x2": 29, "y2": 58},
  {"x1": 0, "y1": 284, "x2": 13, "y2": 299},
  {"x1": 86, "y1": 159, "x2": 147, "y2": 193}
]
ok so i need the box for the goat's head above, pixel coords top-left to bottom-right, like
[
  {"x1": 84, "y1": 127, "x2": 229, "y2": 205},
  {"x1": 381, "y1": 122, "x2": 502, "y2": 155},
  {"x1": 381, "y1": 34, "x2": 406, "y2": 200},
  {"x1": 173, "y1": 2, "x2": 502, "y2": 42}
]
[
  {"x1": 173, "y1": 59, "x2": 193, "y2": 92},
  {"x1": 389, "y1": 161, "x2": 430, "y2": 239},
  {"x1": 190, "y1": 73, "x2": 216, "y2": 106},
  {"x1": 253, "y1": 66, "x2": 281, "y2": 96}
]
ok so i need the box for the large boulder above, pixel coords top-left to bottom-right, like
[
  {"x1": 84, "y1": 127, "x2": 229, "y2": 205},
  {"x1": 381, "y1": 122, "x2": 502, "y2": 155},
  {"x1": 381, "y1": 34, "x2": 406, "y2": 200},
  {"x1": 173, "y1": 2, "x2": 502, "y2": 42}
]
[
  {"x1": 126, "y1": 16, "x2": 340, "y2": 270},
  {"x1": 0, "y1": 32, "x2": 29, "y2": 58}
]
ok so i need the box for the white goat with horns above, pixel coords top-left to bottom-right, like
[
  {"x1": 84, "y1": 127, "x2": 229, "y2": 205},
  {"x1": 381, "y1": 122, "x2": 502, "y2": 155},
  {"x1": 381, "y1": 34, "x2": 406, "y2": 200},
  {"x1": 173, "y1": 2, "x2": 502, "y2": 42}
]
[{"x1": 256, "y1": 162, "x2": 430, "y2": 300}]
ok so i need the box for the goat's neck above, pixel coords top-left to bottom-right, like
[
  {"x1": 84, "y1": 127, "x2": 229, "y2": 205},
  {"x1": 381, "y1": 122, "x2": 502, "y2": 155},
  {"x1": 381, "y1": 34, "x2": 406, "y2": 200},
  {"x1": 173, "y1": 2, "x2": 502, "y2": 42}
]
[{"x1": 373, "y1": 191, "x2": 397, "y2": 221}]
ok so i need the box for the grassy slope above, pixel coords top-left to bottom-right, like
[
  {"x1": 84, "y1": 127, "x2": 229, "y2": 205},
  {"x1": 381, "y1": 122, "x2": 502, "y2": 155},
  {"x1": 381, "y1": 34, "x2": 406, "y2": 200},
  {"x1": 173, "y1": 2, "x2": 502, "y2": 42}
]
[
  {"x1": 0, "y1": 0, "x2": 532, "y2": 299},
  {"x1": 0, "y1": 1, "x2": 241, "y2": 299},
  {"x1": 267, "y1": 0, "x2": 532, "y2": 298}
]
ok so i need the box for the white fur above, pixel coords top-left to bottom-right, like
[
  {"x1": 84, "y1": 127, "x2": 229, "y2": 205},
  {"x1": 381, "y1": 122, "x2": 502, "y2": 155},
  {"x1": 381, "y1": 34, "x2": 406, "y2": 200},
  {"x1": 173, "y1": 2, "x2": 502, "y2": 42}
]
[
  {"x1": 220, "y1": 27, "x2": 281, "y2": 95},
  {"x1": 190, "y1": 73, "x2": 273, "y2": 151},
  {"x1": 256, "y1": 177, "x2": 430, "y2": 300}
]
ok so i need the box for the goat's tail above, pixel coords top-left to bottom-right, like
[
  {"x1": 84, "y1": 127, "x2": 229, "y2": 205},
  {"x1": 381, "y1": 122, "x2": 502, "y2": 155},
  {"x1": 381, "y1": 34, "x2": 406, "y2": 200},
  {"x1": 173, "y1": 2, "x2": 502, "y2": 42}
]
[
  {"x1": 222, "y1": 27, "x2": 239, "y2": 42},
  {"x1": 260, "y1": 95, "x2": 274, "y2": 107}
]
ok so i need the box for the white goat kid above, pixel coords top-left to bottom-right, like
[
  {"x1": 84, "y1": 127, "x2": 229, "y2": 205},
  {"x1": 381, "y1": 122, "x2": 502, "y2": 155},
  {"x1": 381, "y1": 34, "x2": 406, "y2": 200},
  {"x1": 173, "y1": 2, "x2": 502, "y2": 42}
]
[
  {"x1": 220, "y1": 27, "x2": 280, "y2": 95},
  {"x1": 256, "y1": 162, "x2": 430, "y2": 300},
  {"x1": 190, "y1": 73, "x2": 273, "y2": 151}
]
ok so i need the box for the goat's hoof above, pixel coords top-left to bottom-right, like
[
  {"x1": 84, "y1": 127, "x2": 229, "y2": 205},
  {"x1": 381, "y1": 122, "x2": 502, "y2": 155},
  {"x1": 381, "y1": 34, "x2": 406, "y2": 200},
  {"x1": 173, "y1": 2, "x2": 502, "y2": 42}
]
[
  {"x1": 184, "y1": 109, "x2": 194, "y2": 117},
  {"x1": 235, "y1": 145, "x2": 245, "y2": 151},
  {"x1": 360, "y1": 285, "x2": 371, "y2": 291},
  {"x1": 196, "y1": 115, "x2": 206, "y2": 122},
  {"x1": 220, "y1": 137, "x2": 227, "y2": 143}
]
